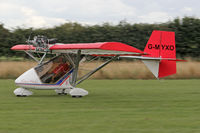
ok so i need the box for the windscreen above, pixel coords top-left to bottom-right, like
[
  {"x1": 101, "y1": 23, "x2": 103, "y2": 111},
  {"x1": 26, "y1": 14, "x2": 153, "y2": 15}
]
[{"x1": 35, "y1": 55, "x2": 73, "y2": 83}]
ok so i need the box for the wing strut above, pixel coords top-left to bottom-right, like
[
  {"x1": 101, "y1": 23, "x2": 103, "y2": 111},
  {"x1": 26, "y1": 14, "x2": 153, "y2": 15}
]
[
  {"x1": 76, "y1": 55, "x2": 119, "y2": 86},
  {"x1": 25, "y1": 51, "x2": 39, "y2": 62},
  {"x1": 39, "y1": 52, "x2": 47, "y2": 64},
  {"x1": 71, "y1": 50, "x2": 82, "y2": 86},
  {"x1": 25, "y1": 51, "x2": 47, "y2": 64}
]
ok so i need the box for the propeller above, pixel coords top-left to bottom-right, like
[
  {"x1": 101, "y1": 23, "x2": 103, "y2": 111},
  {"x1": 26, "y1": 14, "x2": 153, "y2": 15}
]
[
  {"x1": 24, "y1": 33, "x2": 57, "y2": 64},
  {"x1": 27, "y1": 31, "x2": 32, "y2": 51}
]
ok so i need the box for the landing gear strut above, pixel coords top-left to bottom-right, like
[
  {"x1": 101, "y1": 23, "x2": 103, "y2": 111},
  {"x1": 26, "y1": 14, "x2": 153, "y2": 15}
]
[{"x1": 55, "y1": 89, "x2": 68, "y2": 95}]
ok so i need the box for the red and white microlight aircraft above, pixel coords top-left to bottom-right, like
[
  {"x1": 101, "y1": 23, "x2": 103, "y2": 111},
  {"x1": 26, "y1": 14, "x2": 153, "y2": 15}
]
[{"x1": 11, "y1": 30, "x2": 183, "y2": 97}]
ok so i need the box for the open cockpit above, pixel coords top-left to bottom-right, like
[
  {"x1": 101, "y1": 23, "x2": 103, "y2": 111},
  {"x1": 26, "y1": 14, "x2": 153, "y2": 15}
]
[{"x1": 35, "y1": 55, "x2": 73, "y2": 84}]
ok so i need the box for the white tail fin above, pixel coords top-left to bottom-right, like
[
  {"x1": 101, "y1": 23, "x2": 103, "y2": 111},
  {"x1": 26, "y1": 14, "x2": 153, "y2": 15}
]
[{"x1": 142, "y1": 60, "x2": 160, "y2": 78}]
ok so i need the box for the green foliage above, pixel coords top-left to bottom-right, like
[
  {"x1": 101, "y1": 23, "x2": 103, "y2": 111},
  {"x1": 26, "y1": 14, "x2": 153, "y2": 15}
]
[{"x1": 1, "y1": 17, "x2": 200, "y2": 58}]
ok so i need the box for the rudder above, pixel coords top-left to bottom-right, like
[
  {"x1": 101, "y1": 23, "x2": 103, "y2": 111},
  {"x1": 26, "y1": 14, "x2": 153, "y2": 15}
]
[{"x1": 143, "y1": 30, "x2": 176, "y2": 78}]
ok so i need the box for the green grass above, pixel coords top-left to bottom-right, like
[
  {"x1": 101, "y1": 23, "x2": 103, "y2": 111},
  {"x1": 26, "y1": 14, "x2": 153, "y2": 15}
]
[{"x1": 0, "y1": 79, "x2": 200, "y2": 133}]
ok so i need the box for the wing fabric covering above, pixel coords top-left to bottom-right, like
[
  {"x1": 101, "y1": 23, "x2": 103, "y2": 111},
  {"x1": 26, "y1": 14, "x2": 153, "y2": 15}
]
[
  {"x1": 11, "y1": 42, "x2": 144, "y2": 55},
  {"x1": 49, "y1": 42, "x2": 144, "y2": 55},
  {"x1": 143, "y1": 30, "x2": 176, "y2": 78},
  {"x1": 11, "y1": 45, "x2": 36, "y2": 51}
]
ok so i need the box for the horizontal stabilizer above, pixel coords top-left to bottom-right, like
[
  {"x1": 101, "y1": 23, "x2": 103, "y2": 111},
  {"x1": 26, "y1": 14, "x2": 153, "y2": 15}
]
[{"x1": 120, "y1": 56, "x2": 186, "y2": 61}]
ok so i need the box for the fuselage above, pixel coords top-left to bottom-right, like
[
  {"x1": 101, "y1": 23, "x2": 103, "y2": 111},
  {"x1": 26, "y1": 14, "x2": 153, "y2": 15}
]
[{"x1": 15, "y1": 55, "x2": 74, "y2": 90}]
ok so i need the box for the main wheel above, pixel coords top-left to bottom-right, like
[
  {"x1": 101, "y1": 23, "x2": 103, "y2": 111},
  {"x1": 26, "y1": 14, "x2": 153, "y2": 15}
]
[{"x1": 72, "y1": 95, "x2": 82, "y2": 98}]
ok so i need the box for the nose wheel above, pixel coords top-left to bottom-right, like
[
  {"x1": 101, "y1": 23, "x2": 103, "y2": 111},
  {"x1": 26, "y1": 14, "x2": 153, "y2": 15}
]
[{"x1": 14, "y1": 88, "x2": 33, "y2": 97}]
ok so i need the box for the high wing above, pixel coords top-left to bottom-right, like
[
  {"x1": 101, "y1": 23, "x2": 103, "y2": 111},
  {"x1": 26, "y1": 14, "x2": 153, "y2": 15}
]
[
  {"x1": 11, "y1": 42, "x2": 145, "y2": 56},
  {"x1": 11, "y1": 45, "x2": 36, "y2": 51}
]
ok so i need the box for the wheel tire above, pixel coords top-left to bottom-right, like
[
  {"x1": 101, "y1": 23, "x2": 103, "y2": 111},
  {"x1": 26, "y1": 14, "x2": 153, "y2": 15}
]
[{"x1": 72, "y1": 95, "x2": 82, "y2": 98}]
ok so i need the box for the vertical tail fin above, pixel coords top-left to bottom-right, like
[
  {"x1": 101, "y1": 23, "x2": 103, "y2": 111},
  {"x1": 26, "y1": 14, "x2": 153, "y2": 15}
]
[{"x1": 143, "y1": 30, "x2": 176, "y2": 78}]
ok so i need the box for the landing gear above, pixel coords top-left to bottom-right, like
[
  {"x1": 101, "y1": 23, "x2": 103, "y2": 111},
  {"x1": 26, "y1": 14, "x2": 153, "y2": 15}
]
[
  {"x1": 57, "y1": 93, "x2": 67, "y2": 95},
  {"x1": 16, "y1": 95, "x2": 27, "y2": 97},
  {"x1": 55, "y1": 88, "x2": 88, "y2": 97},
  {"x1": 14, "y1": 88, "x2": 33, "y2": 97},
  {"x1": 69, "y1": 88, "x2": 88, "y2": 98},
  {"x1": 72, "y1": 95, "x2": 83, "y2": 98},
  {"x1": 55, "y1": 89, "x2": 69, "y2": 95}
]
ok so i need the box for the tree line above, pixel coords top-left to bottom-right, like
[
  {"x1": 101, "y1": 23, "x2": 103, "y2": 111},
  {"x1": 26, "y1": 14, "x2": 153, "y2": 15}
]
[{"x1": 0, "y1": 17, "x2": 200, "y2": 58}]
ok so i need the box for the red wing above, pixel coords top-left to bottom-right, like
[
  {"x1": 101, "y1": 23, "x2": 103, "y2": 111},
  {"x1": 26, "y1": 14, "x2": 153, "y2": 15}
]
[
  {"x1": 49, "y1": 42, "x2": 144, "y2": 55},
  {"x1": 11, "y1": 42, "x2": 144, "y2": 56},
  {"x1": 11, "y1": 45, "x2": 36, "y2": 51}
]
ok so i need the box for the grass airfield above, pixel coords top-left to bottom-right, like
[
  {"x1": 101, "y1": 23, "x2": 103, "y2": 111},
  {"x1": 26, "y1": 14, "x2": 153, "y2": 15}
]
[{"x1": 0, "y1": 79, "x2": 200, "y2": 133}]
